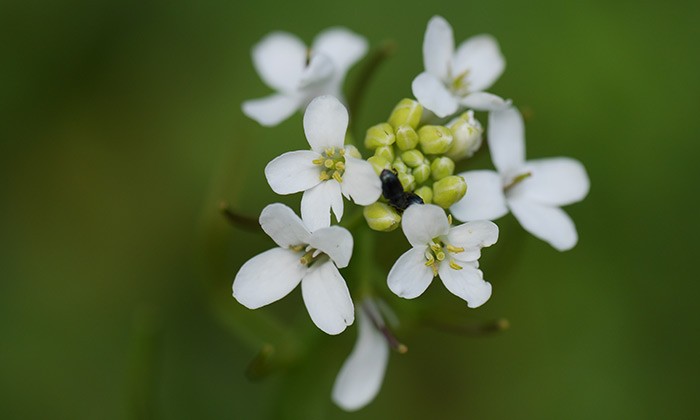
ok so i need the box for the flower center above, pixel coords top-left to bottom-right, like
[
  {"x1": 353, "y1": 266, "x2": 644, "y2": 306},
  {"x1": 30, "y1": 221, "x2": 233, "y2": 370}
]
[
  {"x1": 312, "y1": 147, "x2": 346, "y2": 183},
  {"x1": 503, "y1": 171, "x2": 532, "y2": 193},
  {"x1": 449, "y1": 69, "x2": 471, "y2": 96},
  {"x1": 423, "y1": 238, "x2": 465, "y2": 276},
  {"x1": 292, "y1": 244, "x2": 325, "y2": 266}
]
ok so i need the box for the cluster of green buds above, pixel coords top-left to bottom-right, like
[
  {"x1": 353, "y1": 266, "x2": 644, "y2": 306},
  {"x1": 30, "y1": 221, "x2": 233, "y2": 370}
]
[{"x1": 363, "y1": 99, "x2": 484, "y2": 231}]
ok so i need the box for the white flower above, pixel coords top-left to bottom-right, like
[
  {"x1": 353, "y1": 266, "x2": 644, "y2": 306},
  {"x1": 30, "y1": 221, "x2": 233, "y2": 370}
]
[
  {"x1": 388, "y1": 204, "x2": 497, "y2": 308},
  {"x1": 332, "y1": 299, "x2": 390, "y2": 412},
  {"x1": 411, "y1": 15, "x2": 508, "y2": 118},
  {"x1": 450, "y1": 106, "x2": 590, "y2": 251},
  {"x1": 242, "y1": 28, "x2": 368, "y2": 126},
  {"x1": 265, "y1": 95, "x2": 382, "y2": 231},
  {"x1": 232, "y1": 203, "x2": 355, "y2": 335}
]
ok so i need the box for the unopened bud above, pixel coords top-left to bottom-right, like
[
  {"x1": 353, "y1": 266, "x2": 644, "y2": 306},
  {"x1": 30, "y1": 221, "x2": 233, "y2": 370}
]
[
  {"x1": 388, "y1": 99, "x2": 423, "y2": 130},
  {"x1": 414, "y1": 186, "x2": 433, "y2": 204},
  {"x1": 446, "y1": 111, "x2": 483, "y2": 160},
  {"x1": 374, "y1": 145, "x2": 395, "y2": 162},
  {"x1": 397, "y1": 172, "x2": 416, "y2": 191},
  {"x1": 392, "y1": 158, "x2": 408, "y2": 174},
  {"x1": 395, "y1": 125, "x2": 419, "y2": 151},
  {"x1": 364, "y1": 123, "x2": 396, "y2": 149},
  {"x1": 412, "y1": 163, "x2": 431, "y2": 184},
  {"x1": 364, "y1": 202, "x2": 401, "y2": 232},
  {"x1": 418, "y1": 125, "x2": 453, "y2": 155},
  {"x1": 430, "y1": 157, "x2": 455, "y2": 180},
  {"x1": 401, "y1": 149, "x2": 424, "y2": 168},
  {"x1": 367, "y1": 155, "x2": 391, "y2": 175},
  {"x1": 432, "y1": 175, "x2": 467, "y2": 208}
]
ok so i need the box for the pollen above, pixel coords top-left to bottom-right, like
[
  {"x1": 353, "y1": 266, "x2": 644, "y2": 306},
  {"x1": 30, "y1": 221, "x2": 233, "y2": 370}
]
[
  {"x1": 332, "y1": 171, "x2": 343, "y2": 183},
  {"x1": 312, "y1": 157, "x2": 325, "y2": 165},
  {"x1": 334, "y1": 161, "x2": 345, "y2": 171},
  {"x1": 449, "y1": 259, "x2": 463, "y2": 270},
  {"x1": 319, "y1": 171, "x2": 331, "y2": 181},
  {"x1": 446, "y1": 245, "x2": 464, "y2": 253}
]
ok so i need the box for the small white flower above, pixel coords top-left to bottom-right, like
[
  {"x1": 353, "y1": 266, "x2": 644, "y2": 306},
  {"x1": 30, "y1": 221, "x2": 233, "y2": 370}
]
[
  {"x1": 242, "y1": 28, "x2": 368, "y2": 126},
  {"x1": 388, "y1": 204, "x2": 497, "y2": 308},
  {"x1": 450, "y1": 106, "x2": 590, "y2": 251},
  {"x1": 411, "y1": 15, "x2": 508, "y2": 118},
  {"x1": 232, "y1": 203, "x2": 355, "y2": 335},
  {"x1": 265, "y1": 95, "x2": 382, "y2": 231},
  {"x1": 332, "y1": 299, "x2": 390, "y2": 412}
]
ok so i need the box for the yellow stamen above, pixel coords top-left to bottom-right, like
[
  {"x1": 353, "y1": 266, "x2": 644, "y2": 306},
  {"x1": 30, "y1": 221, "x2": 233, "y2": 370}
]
[
  {"x1": 430, "y1": 243, "x2": 441, "y2": 253},
  {"x1": 449, "y1": 259, "x2": 463, "y2": 270},
  {"x1": 325, "y1": 147, "x2": 335, "y2": 156},
  {"x1": 447, "y1": 245, "x2": 464, "y2": 253},
  {"x1": 436, "y1": 251, "x2": 446, "y2": 262},
  {"x1": 312, "y1": 158, "x2": 325, "y2": 165},
  {"x1": 290, "y1": 244, "x2": 305, "y2": 252},
  {"x1": 324, "y1": 159, "x2": 334, "y2": 168},
  {"x1": 424, "y1": 254, "x2": 435, "y2": 266},
  {"x1": 447, "y1": 214, "x2": 453, "y2": 225},
  {"x1": 334, "y1": 161, "x2": 345, "y2": 171},
  {"x1": 319, "y1": 171, "x2": 330, "y2": 181},
  {"x1": 339, "y1": 149, "x2": 345, "y2": 156},
  {"x1": 332, "y1": 171, "x2": 343, "y2": 183},
  {"x1": 299, "y1": 250, "x2": 315, "y2": 265}
]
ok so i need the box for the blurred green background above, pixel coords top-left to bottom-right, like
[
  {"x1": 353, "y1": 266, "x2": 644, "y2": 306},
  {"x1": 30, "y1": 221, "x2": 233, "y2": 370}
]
[{"x1": 2, "y1": 0, "x2": 699, "y2": 418}]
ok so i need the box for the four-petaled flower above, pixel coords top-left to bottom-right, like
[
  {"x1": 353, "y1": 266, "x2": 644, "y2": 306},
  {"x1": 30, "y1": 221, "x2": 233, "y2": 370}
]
[
  {"x1": 265, "y1": 95, "x2": 382, "y2": 231},
  {"x1": 332, "y1": 299, "x2": 390, "y2": 411},
  {"x1": 450, "y1": 106, "x2": 590, "y2": 251},
  {"x1": 243, "y1": 28, "x2": 368, "y2": 126},
  {"x1": 412, "y1": 15, "x2": 508, "y2": 118},
  {"x1": 388, "y1": 204, "x2": 498, "y2": 308},
  {"x1": 232, "y1": 203, "x2": 355, "y2": 335}
]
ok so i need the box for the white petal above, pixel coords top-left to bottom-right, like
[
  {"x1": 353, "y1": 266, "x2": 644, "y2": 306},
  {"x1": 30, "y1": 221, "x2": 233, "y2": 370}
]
[
  {"x1": 242, "y1": 94, "x2": 301, "y2": 127},
  {"x1": 438, "y1": 263, "x2": 492, "y2": 308},
  {"x1": 232, "y1": 248, "x2": 305, "y2": 309},
  {"x1": 461, "y1": 92, "x2": 511, "y2": 111},
  {"x1": 303, "y1": 95, "x2": 348, "y2": 153},
  {"x1": 313, "y1": 27, "x2": 368, "y2": 75},
  {"x1": 299, "y1": 53, "x2": 335, "y2": 89},
  {"x1": 301, "y1": 260, "x2": 354, "y2": 335},
  {"x1": 259, "y1": 203, "x2": 311, "y2": 248},
  {"x1": 265, "y1": 150, "x2": 322, "y2": 195},
  {"x1": 308, "y1": 226, "x2": 353, "y2": 269},
  {"x1": 401, "y1": 204, "x2": 450, "y2": 247},
  {"x1": 387, "y1": 247, "x2": 434, "y2": 299},
  {"x1": 509, "y1": 197, "x2": 578, "y2": 251},
  {"x1": 488, "y1": 106, "x2": 526, "y2": 175},
  {"x1": 252, "y1": 32, "x2": 306, "y2": 93},
  {"x1": 515, "y1": 158, "x2": 590, "y2": 207},
  {"x1": 301, "y1": 180, "x2": 344, "y2": 232},
  {"x1": 341, "y1": 156, "x2": 382, "y2": 205},
  {"x1": 446, "y1": 220, "x2": 499, "y2": 262},
  {"x1": 422, "y1": 15, "x2": 453, "y2": 80},
  {"x1": 452, "y1": 35, "x2": 505, "y2": 92},
  {"x1": 332, "y1": 307, "x2": 389, "y2": 411},
  {"x1": 450, "y1": 170, "x2": 508, "y2": 222},
  {"x1": 411, "y1": 72, "x2": 459, "y2": 118}
]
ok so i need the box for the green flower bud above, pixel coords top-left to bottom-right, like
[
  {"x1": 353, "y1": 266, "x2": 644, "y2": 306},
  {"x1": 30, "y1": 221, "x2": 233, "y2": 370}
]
[
  {"x1": 432, "y1": 175, "x2": 467, "y2": 208},
  {"x1": 446, "y1": 111, "x2": 483, "y2": 160},
  {"x1": 398, "y1": 172, "x2": 416, "y2": 191},
  {"x1": 364, "y1": 123, "x2": 396, "y2": 149},
  {"x1": 414, "y1": 186, "x2": 433, "y2": 204},
  {"x1": 401, "y1": 149, "x2": 424, "y2": 168},
  {"x1": 430, "y1": 157, "x2": 455, "y2": 180},
  {"x1": 388, "y1": 99, "x2": 423, "y2": 130},
  {"x1": 392, "y1": 157, "x2": 408, "y2": 174},
  {"x1": 412, "y1": 163, "x2": 431, "y2": 184},
  {"x1": 367, "y1": 155, "x2": 391, "y2": 175},
  {"x1": 374, "y1": 145, "x2": 395, "y2": 162},
  {"x1": 344, "y1": 145, "x2": 362, "y2": 159},
  {"x1": 363, "y1": 202, "x2": 401, "y2": 232},
  {"x1": 418, "y1": 125, "x2": 453, "y2": 155},
  {"x1": 395, "y1": 125, "x2": 419, "y2": 151}
]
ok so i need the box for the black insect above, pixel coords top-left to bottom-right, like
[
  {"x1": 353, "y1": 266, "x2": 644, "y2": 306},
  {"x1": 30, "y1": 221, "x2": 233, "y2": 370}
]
[{"x1": 380, "y1": 169, "x2": 424, "y2": 213}]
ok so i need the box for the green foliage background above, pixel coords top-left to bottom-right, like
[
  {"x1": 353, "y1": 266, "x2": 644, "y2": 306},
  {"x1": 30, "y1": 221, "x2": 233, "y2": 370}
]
[{"x1": 2, "y1": 0, "x2": 699, "y2": 419}]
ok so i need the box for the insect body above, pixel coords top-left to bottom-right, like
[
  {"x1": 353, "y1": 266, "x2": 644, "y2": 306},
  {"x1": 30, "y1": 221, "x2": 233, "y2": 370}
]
[{"x1": 380, "y1": 169, "x2": 424, "y2": 213}]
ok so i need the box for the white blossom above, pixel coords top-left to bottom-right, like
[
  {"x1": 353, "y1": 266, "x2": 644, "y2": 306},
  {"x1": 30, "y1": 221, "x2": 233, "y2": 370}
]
[
  {"x1": 450, "y1": 106, "x2": 590, "y2": 251},
  {"x1": 388, "y1": 204, "x2": 497, "y2": 308},
  {"x1": 265, "y1": 95, "x2": 382, "y2": 231},
  {"x1": 232, "y1": 203, "x2": 354, "y2": 335},
  {"x1": 332, "y1": 299, "x2": 390, "y2": 411},
  {"x1": 242, "y1": 28, "x2": 368, "y2": 126},
  {"x1": 411, "y1": 15, "x2": 508, "y2": 118}
]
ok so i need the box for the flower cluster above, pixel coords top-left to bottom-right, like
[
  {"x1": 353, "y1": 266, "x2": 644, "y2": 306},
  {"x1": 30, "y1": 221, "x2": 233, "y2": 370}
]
[{"x1": 231, "y1": 14, "x2": 589, "y2": 412}]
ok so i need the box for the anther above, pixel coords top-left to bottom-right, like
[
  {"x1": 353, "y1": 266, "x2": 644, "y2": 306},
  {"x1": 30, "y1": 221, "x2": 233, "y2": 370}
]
[
  {"x1": 436, "y1": 251, "x2": 446, "y2": 261},
  {"x1": 324, "y1": 159, "x2": 334, "y2": 169},
  {"x1": 449, "y1": 259, "x2": 463, "y2": 270},
  {"x1": 334, "y1": 161, "x2": 345, "y2": 171},
  {"x1": 319, "y1": 171, "x2": 331, "y2": 181},
  {"x1": 325, "y1": 147, "x2": 335, "y2": 156},
  {"x1": 447, "y1": 245, "x2": 464, "y2": 253},
  {"x1": 332, "y1": 171, "x2": 343, "y2": 183},
  {"x1": 312, "y1": 158, "x2": 325, "y2": 165},
  {"x1": 299, "y1": 250, "x2": 315, "y2": 265},
  {"x1": 447, "y1": 214, "x2": 453, "y2": 225}
]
